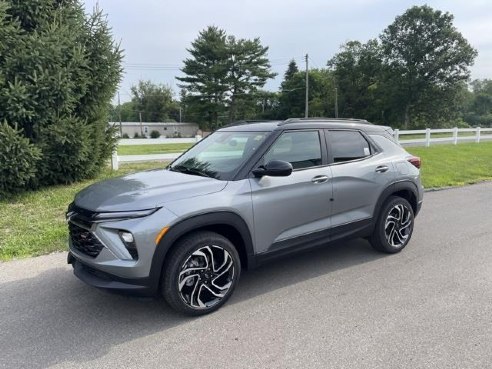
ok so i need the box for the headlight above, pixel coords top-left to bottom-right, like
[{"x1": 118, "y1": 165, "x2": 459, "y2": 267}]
[{"x1": 93, "y1": 208, "x2": 160, "y2": 221}]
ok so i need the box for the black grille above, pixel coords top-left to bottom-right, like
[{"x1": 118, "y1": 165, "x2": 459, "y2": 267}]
[
  {"x1": 69, "y1": 222, "x2": 104, "y2": 258},
  {"x1": 67, "y1": 203, "x2": 97, "y2": 228}
]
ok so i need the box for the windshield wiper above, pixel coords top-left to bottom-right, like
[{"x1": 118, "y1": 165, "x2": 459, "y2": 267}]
[{"x1": 169, "y1": 165, "x2": 215, "y2": 179}]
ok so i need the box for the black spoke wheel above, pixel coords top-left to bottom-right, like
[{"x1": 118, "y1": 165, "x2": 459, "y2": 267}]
[
  {"x1": 369, "y1": 196, "x2": 415, "y2": 253},
  {"x1": 162, "y1": 231, "x2": 241, "y2": 316}
]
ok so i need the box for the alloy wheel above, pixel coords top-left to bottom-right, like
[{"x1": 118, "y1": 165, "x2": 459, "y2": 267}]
[
  {"x1": 178, "y1": 245, "x2": 235, "y2": 309},
  {"x1": 384, "y1": 204, "x2": 413, "y2": 248}
]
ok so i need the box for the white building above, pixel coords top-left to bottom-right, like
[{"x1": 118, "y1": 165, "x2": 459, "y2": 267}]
[{"x1": 111, "y1": 122, "x2": 199, "y2": 138}]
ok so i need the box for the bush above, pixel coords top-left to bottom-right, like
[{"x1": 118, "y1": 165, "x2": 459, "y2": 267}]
[
  {"x1": 122, "y1": 133, "x2": 129, "y2": 138},
  {"x1": 0, "y1": 1, "x2": 122, "y2": 193},
  {"x1": 134, "y1": 132, "x2": 140, "y2": 138},
  {"x1": 150, "y1": 130, "x2": 161, "y2": 138},
  {"x1": 36, "y1": 118, "x2": 92, "y2": 185},
  {"x1": 0, "y1": 122, "x2": 41, "y2": 197}
]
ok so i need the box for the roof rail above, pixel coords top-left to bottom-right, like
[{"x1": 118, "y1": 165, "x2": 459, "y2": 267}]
[
  {"x1": 281, "y1": 117, "x2": 370, "y2": 125},
  {"x1": 223, "y1": 120, "x2": 279, "y2": 128}
]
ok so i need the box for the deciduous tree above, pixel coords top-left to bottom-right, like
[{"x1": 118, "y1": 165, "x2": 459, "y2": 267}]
[
  {"x1": 131, "y1": 80, "x2": 178, "y2": 122},
  {"x1": 278, "y1": 67, "x2": 336, "y2": 119},
  {"x1": 380, "y1": 5, "x2": 477, "y2": 128},
  {"x1": 327, "y1": 40, "x2": 383, "y2": 121}
]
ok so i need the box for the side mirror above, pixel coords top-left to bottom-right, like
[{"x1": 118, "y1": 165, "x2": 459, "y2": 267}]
[{"x1": 252, "y1": 160, "x2": 293, "y2": 178}]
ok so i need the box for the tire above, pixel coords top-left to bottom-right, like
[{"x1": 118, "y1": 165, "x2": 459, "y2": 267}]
[
  {"x1": 369, "y1": 196, "x2": 415, "y2": 254},
  {"x1": 162, "y1": 231, "x2": 241, "y2": 316}
]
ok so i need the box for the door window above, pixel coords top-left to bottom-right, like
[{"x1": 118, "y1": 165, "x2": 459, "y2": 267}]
[
  {"x1": 328, "y1": 131, "x2": 371, "y2": 163},
  {"x1": 264, "y1": 131, "x2": 322, "y2": 169}
]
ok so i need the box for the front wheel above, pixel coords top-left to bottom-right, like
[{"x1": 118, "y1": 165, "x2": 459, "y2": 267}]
[
  {"x1": 369, "y1": 196, "x2": 415, "y2": 254},
  {"x1": 161, "y1": 231, "x2": 241, "y2": 316}
]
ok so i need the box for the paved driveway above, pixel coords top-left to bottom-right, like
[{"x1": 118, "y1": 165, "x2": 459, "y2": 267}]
[{"x1": 1, "y1": 183, "x2": 491, "y2": 369}]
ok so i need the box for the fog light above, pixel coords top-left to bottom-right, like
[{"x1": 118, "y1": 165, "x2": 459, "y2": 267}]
[
  {"x1": 119, "y1": 231, "x2": 134, "y2": 244},
  {"x1": 119, "y1": 231, "x2": 138, "y2": 260}
]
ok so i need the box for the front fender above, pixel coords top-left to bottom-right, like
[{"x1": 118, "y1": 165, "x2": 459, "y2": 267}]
[{"x1": 148, "y1": 211, "x2": 256, "y2": 290}]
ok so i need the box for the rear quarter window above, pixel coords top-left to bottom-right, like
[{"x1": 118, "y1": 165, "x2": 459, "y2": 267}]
[{"x1": 328, "y1": 130, "x2": 372, "y2": 163}]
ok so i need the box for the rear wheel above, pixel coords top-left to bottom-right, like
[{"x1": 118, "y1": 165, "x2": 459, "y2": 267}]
[
  {"x1": 162, "y1": 231, "x2": 241, "y2": 316},
  {"x1": 369, "y1": 196, "x2": 414, "y2": 253}
]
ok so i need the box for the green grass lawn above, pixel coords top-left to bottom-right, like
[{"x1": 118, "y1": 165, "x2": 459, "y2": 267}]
[
  {"x1": 0, "y1": 161, "x2": 167, "y2": 261},
  {"x1": 407, "y1": 141, "x2": 492, "y2": 188},
  {"x1": 117, "y1": 143, "x2": 193, "y2": 155},
  {"x1": 1, "y1": 141, "x2": 492, "y2": 261}
]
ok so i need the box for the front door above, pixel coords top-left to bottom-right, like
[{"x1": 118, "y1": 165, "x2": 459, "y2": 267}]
[{"x1": 249, "y1": 130, "x2": 333, "y2": 254}]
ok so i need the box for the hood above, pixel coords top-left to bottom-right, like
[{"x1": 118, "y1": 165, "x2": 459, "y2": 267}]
[{"x1": 74, "y1": 169, "x2": 227, "y2": 212}]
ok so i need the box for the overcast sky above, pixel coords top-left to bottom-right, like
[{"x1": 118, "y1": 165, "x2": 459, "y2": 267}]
[{"x1": 83, "y1": 0, "x2": 492, "y2": 102}]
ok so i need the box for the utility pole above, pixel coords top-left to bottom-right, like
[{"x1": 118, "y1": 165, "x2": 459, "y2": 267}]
[
  {"x1": 305, "y1": 54, "x2": 309, "y2": 118},
  {"x1": 139, "y1": 111, "x2": 143, "y2": 136},
  {"x1": 179, "y1": 106, "x2": 182, "y2": 123},
  {"x1": 334, "y1": 87, "x2": 338, "y2": 118},
  {"x1": 117, "y1": 91, "x2": 122, "y2": 137}
]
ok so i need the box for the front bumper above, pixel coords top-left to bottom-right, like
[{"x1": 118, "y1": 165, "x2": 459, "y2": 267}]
[{"x1": 68, "y1": 252, "x2": 158, "y2": 296}]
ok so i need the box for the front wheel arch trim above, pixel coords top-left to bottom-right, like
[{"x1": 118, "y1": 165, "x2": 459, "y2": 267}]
[{"x1": 148, "y1": 211, "x2": 255, "y2": 291}]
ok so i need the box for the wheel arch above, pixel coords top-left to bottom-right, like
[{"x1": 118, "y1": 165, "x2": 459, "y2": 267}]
[
  {"x1": 148, "y1": 211, "x2": 255, "y2": 291},
  {"x1": 374, "y1": 181, "x2": 419, "y2": 219}
]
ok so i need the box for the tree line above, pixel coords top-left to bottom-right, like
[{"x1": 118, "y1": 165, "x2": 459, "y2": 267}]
[{"x1": 117, "y1": 5, "x2": 491, "y2": 130}]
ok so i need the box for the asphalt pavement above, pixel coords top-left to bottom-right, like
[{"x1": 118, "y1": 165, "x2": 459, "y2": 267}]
[{"x1": 1, "y1": 183, "x2": 491, "y2": 369}]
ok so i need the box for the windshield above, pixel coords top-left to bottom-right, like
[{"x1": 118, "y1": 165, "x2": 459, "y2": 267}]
[{"x1": 169, "y1": 131, "x2": 269, "y2": 180}]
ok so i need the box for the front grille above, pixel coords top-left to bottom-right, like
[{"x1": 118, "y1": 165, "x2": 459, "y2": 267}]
[
  {"x1": 69, "y1": 222, "x2": 104, "y2": 258},
  {"x1": 66, "y1": 203, "x2": 97, "y2": 228}
]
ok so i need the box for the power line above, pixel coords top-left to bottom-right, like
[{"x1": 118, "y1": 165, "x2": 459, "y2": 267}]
[
  {"x1": 307, "y1": 55, "x2": 322, "y2": 69},
  {"x1": 122, "y1": 56, "x2": 305, "y2": 71}
]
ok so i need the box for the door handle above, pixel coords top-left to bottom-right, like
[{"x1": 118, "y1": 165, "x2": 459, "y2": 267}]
[
  {"x1": 311, "y1": 175, "x2": 329, "y2": 184},
  {"x1": 375, "y1": 165, "x2": 389, "y2": 173}
]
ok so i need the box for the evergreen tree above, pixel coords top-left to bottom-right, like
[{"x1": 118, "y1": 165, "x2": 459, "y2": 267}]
[
  {"x1": 177, "y1": 26, "x2": 275, "y2": 128},
  {"x1": 227, "y1": 36, "x2": 276, "y2": 122},
  {"x1": 177, "y1": 27, "x2": 230, "y2": 129},
  {"x1": 0, "y1": 0, "x2": 122, "y2": 188},
  {"x1": 283, "y1": 60, "x2": 299, "y2": 81}
]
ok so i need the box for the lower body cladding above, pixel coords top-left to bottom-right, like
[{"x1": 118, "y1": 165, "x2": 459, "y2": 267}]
[{"x1": 67, "y1": 252, "x2": 157, "y2": 296}]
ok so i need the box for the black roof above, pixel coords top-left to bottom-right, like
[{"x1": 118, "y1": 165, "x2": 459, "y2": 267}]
[{"x1": 220, "y1": 118, "x2": 390, "y2": 134}]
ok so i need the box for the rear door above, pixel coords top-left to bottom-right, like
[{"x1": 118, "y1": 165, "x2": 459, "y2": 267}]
[
  {"x1": 249, "y1": 130, "x2": 333, "y2": 254},
  {"x1": 326, "y1": 130, "x2": 396, "y2": 230}
]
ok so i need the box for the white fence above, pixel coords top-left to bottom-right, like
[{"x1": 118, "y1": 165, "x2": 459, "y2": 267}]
[
  {"x1": 396, "y1": 127, "x2": 492, "y2": 147},
  {"x1": 110, "y1": 127, "x2": 492, "y2": 169}
]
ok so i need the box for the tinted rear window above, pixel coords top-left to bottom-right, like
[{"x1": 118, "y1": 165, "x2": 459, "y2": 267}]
[{"x1": 328, "y1": 131, "x2": 371, "y2": 163}]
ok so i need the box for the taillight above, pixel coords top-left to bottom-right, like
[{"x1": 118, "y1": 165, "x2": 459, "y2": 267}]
[{"x1": 407, "y1": 156, "x2": 421, "y2": 169}]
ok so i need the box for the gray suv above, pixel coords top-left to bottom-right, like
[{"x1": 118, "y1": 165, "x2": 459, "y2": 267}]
[{"x1": 67, "y1": 118, "x2": 423, "y2": 315}]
